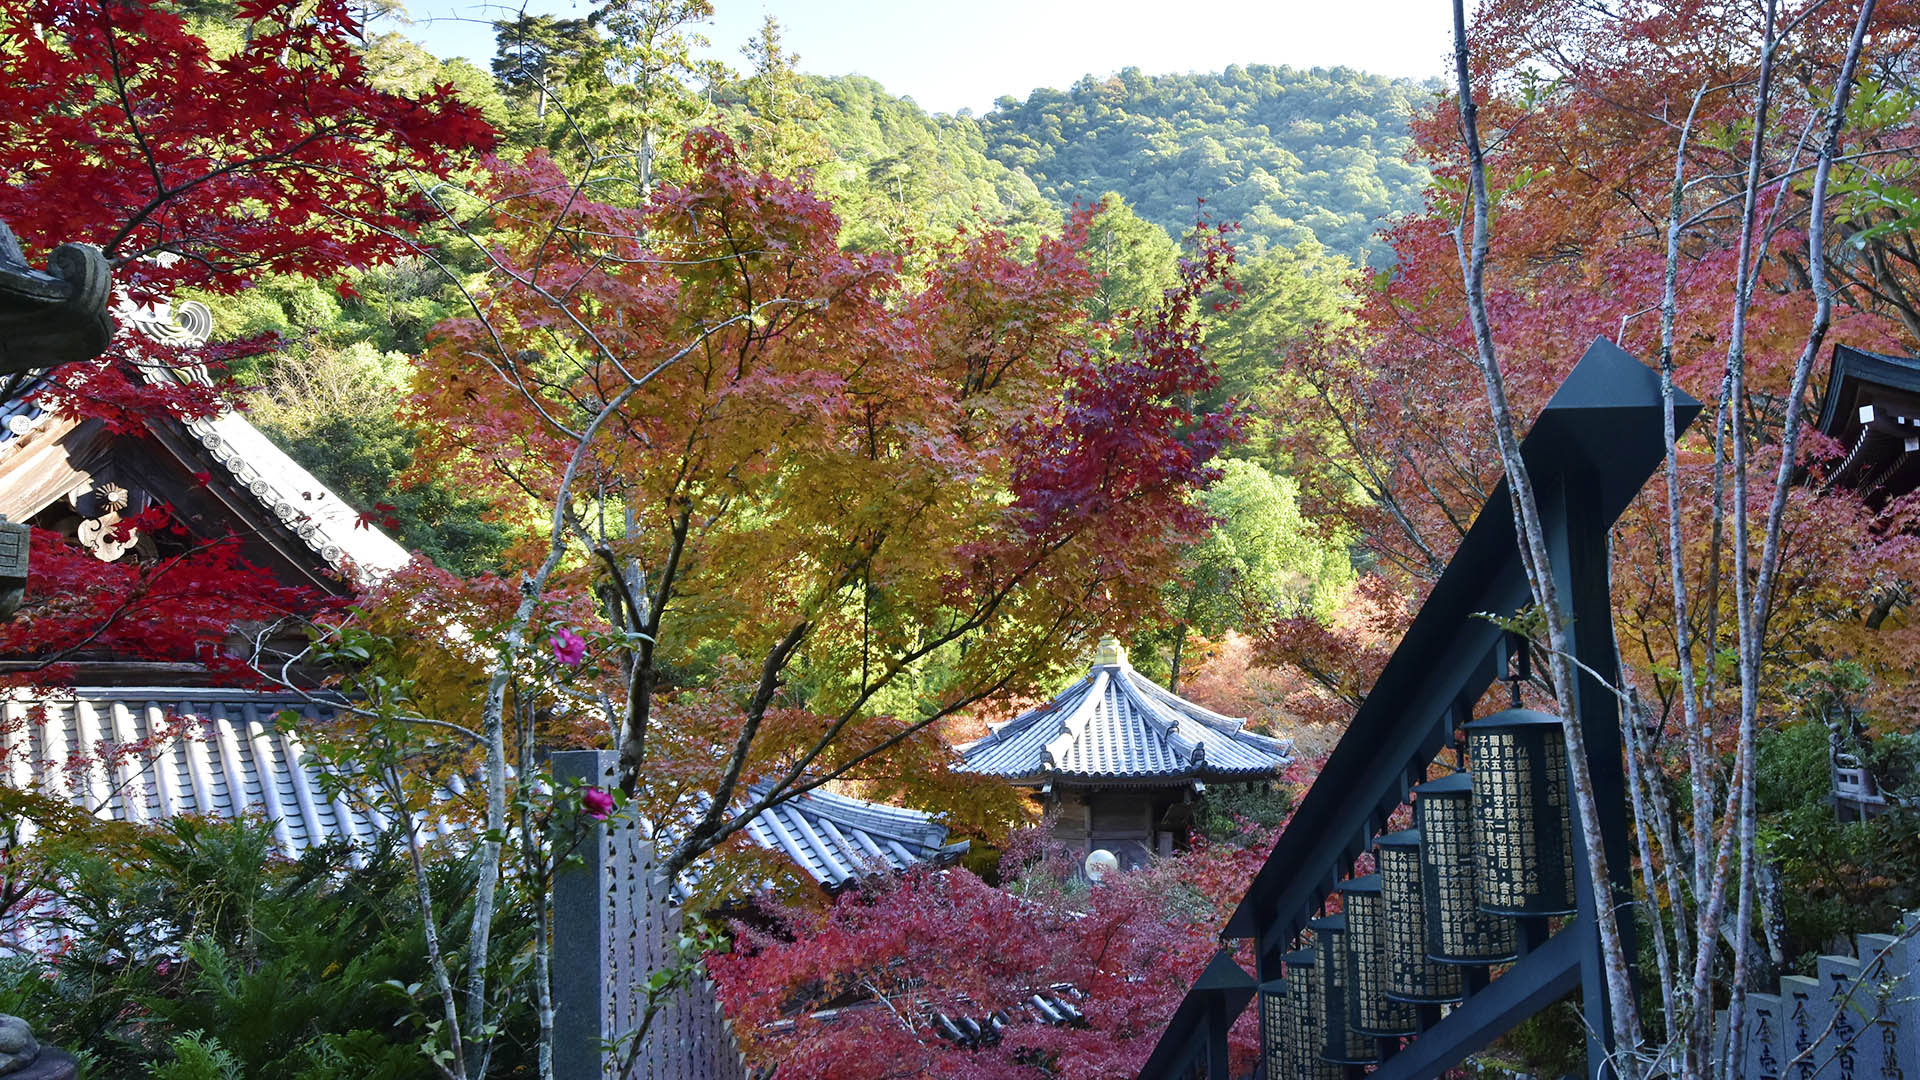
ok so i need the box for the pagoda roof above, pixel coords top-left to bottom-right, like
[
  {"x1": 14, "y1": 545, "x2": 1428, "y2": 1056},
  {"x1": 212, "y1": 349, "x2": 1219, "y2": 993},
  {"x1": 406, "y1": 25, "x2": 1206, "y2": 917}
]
[
  {"x1": 1814, "y1": 344, "x2": 1920, "y2": 502},
  {"x1": 956, "y1": 640, "x2": 1292, "y2": 785},
  {"x1": 733, "y1": 782, "x2": 969, "y2": 891}
]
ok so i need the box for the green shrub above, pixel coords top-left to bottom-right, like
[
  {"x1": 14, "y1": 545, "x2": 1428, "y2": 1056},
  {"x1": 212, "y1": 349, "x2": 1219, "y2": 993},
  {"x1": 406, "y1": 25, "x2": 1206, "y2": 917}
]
[
  {"x1": 6, "y1": 818, "x2": 538, "y2": 1078},
  {"x1": 151, "y1": 1032, "x2": 243, "y2": 1080},
  {"x1": 1756, "y1": 717, "x2": 1920, "y2": 966},
  {"x1": 1196, "y1": 783, "x2": 1294, "y2": 845}
]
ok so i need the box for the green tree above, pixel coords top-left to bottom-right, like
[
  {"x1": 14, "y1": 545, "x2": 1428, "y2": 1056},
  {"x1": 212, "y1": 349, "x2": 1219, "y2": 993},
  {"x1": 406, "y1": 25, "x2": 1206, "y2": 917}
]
[
  {"x1": 246, "y1": 343, "x2": 510, "y2": 575},
  {"x1": 1084, "y1": 192, "x2": 1179, "y2": 322},
  {"x1": 489, "y1": 14, "x2": 598, "y2": 123},
  {"x1": 794, "y1": 74, "x2": 1053, "y2": 253},
  {"x1": 723, "y1": 15, "x2": 828, "y2": 177},
  {"x1": 1202, "y1": 240, "x2": 1355, "y2": 464},
  {"x1": 1146, "y1": 459, "x2": 1352, "y2": 690},
  {"x1": 579, "y1": 0, "x2": 721, "y2": 196},
  {"x1": 978, "y1": 65, "x2": 1435, "y2": 264}
]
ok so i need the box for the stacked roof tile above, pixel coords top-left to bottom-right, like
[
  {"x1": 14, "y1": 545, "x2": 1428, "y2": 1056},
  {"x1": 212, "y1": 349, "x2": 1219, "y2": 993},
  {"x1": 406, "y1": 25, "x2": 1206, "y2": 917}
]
[
  {"x1": 736, "y1": 782, "x2": 969, "y2": 890},
  {"x1": 4, "y1": 688, "x2": 965, "y2": 892},
  {"x1": 956, "y1": 640, "x2": 1292, "y2": 784}
]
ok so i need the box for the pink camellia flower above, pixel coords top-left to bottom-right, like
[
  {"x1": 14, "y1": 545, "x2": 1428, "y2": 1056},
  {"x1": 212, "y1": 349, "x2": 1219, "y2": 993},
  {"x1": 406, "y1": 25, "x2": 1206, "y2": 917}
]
[
  {"x1": 581, "y1": 786, "x2": 614, "y2": 821},
  {"x1": 549, "y1": 628, "x2": 587, "y2": 666}
]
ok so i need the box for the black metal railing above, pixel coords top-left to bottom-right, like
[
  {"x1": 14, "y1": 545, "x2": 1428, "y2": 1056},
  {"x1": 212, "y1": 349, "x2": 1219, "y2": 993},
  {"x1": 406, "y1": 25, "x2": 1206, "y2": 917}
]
[{"x1": 1137, "y1": 339, "x2": 1700, "y2": 1080}]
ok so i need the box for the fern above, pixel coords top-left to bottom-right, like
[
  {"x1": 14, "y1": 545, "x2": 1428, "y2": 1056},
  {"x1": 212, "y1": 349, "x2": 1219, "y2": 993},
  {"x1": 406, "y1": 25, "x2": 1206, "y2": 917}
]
[{"x1": 150, "y1": 1032, "x2": 243, "y2": 1080}]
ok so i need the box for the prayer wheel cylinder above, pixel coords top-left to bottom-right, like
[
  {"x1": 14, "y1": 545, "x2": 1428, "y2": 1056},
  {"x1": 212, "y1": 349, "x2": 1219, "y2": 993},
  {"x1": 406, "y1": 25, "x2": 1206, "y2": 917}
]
[
  {"x1": 1260, "y1": 978, "x2": 1290, "y2": 1080},
  {"x1": 1412, "y1": 773, "x2": 1519, "y2": 964},
  {"x1": 1337, "y1": 875, "x2": 1417, "y2": 1037},
  {"x1": 1308, "y1": 915, "x2": 1378, "y2": 1064},
  {"x1": 1374, "y1": 829, "x2": 1466, "y2": 1003},
  {"x1": 1284, "y1": 947, "x2": 1343, "y2": 1080},
  {"x1": 1465, "y1": 709, "x2": 1578, "y2": 916}
]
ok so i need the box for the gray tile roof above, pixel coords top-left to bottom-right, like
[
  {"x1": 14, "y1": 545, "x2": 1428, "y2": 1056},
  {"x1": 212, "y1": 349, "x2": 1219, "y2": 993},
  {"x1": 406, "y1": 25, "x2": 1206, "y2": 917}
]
[
  {"x1": 1, "y1": 686, "x2": 405, "y2": 857},
  {"x1": 956, "y1": 642, "x2": 1292, "y2": 784},
  {"x1": 3, "y1": 687, "x2": 963, "y2": 893},
  {"x1": 735, "y1": 782, "x2": 969, "y2": 891}
]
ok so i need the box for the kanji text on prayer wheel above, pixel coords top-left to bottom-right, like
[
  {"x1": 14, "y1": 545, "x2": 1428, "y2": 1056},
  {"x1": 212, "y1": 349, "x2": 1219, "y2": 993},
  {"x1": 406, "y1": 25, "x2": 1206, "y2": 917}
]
[
  {"x1": 1282, "y1": 948, "x2": 1341, "y2": 1080},
  {"x1": 1373, "y1": 829, "x2": 1465, "y2": 1003},
  {"x1": 1260, "y1": 978, "x2": 1290, "y2": 1080},
  {"x1": 1309, "y1": 915, "x2": 1377, "y2": 1065},
  {"x1": 1465, "y1": 710, "x2": 1577, "y2": 916},
  {"x1": 1337, "y1": 876, "x2": 1417, "y2": 1037},
  {"x1": 1412, "y1": 773, "x2": 1518, "y2": 964}
]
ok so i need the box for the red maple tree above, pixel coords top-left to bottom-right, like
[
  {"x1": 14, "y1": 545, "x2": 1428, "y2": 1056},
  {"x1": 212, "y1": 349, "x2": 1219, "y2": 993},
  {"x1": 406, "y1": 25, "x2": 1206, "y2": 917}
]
[
  {"x1": 388, "y1": 131, "x2": 1240, "y2": 876},
  {"x1": 1259, "y1": 1, "x2": 1920, "y2": 729},
  {"x1": 709, "y1": 829, "x2": 1275, "y2": 1080},
  {"x1": 0, "y1": 0, "x2": 492, "y2": 301},
  {"x1": 0, "y1": 0, "x2": 493, "y2": 664}
]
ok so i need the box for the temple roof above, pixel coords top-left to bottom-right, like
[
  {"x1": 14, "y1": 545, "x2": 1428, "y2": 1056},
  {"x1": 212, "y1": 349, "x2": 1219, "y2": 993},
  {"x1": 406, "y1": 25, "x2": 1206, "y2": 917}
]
[
  {"x1": 956, "y1": 639, "x2": 1293, "y2": 785},
  {"x1": 1814, "y1": 344, "x2": 1920, "y2": 502},
  {"x1": 0, "y1": 300, "x2": 408, "y2": 591},
  {"x1": 3, "y1": 687, "x2": 462, "y2": 861},
  {"x1": 732, "y1": 782, "x2": 969, "y2": 890},
  {"x1": 3, "y1": 686, "x2": 961, "y2": 893}
]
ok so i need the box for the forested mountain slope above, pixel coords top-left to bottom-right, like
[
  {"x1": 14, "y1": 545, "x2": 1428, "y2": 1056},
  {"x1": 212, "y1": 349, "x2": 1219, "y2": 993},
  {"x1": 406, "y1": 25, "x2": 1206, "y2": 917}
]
[
  {"x1": 777, "y1": 66, "x2": 1431, "y2": 263},
  {"x1": 797, "y1": 74, "x2": 1057, "y2": 250},
  {"x1": 976, "y1": 65, "x2": 1436, "y2": 263}
]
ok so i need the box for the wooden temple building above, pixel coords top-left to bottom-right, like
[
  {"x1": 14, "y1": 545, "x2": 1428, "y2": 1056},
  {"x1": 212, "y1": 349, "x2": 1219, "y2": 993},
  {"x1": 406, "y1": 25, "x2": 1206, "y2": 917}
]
[
  {"x1": 1815, "y1": 343, "x2": 1920, "y2": 504},
  {"x1": 0, "y1": 300, "x2": 409, "y2": 595},
  {"x1": 956, "y1": 637, "x2": 1293, "y2": 869}
]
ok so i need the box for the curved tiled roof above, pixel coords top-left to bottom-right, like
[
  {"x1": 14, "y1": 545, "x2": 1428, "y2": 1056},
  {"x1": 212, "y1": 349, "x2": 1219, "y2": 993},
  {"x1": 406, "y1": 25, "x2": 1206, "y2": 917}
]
[
  {"x1": 0, "y1": 301, "x2": 410, "y2": 584},
  {"x1": 2, "y1": 687, "x2": 447, "y2": 858},
  {"x1": 735, "y1": 782, "x2": 969, "y2": 890},
  {"x1": 3, "y1": 688, "x2": 963, "y2": 892},
  {"x1": 956, "y1": 641, "x2": 1292, "y2": 784}
]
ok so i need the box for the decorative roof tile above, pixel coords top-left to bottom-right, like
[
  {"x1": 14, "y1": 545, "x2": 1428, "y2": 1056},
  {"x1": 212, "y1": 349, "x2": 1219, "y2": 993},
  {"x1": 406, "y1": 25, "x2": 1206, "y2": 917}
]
[
  {"x1": 694, "y1": 781, "x2": 968, "y2": 894},
  {"x1": 957, "y1": 639, "x2": 1292, "y2": 784}
]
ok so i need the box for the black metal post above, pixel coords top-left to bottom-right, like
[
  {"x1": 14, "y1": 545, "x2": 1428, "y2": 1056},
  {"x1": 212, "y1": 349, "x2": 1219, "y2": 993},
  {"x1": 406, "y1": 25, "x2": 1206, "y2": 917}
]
[
  {"x1": 1138, "y1": 341, "x2": 1692, "y2": 1080},
  {"x1": 1543, "y1": 473, "x2": 1638, "y2": 1079},
  {"x1": 1207, "y1": 995, "x2": 1230, "y2": 1076}
]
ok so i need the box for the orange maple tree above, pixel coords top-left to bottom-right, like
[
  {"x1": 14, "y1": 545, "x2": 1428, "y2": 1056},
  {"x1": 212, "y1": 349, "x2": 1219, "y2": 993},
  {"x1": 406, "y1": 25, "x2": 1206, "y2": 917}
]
[
  {"x1": 367, "y1": 128, "x2": 1238, "y2": 892},
  {"x1": 1261, "y1": 0, "x2": 1920, "y2": 731}
]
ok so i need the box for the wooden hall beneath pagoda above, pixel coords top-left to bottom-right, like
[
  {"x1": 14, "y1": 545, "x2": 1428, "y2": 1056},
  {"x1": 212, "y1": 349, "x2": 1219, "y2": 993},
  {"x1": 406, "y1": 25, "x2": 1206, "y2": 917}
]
[{"x1": 956, "y1": 638, "x2": 1293, "y2": 869}]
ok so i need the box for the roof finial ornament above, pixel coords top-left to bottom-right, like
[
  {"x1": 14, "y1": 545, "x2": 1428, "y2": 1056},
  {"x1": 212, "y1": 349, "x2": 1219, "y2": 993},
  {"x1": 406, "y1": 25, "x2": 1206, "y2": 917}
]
[{"x1": 1092, "y1": 635, "x2": 1126, "y2": 668}]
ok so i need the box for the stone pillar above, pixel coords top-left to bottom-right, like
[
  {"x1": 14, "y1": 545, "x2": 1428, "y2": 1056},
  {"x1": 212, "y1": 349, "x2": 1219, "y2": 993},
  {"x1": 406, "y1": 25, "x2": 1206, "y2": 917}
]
[
  {"x1": 552, "y1": 749, "x2": 621, "y2": 1080},
  {"x1": 1856, "y1": 931, "x2": 1920, "y2": 1080},
  {"x1": 1782, "y1": 974, "x2": 1835, "y2": 1080},
  {"x1": 1745, "y1": 991, "x2": 1785, "y2": 1080},
  {"x1": 1817, "y1": 954, "x2": 1870, "y2": 1080}
]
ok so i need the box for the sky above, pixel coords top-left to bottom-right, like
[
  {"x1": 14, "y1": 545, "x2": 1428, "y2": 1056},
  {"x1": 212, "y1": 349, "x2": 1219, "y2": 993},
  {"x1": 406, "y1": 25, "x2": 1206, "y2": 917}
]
[{"x1": 397, "y1": 0, "x2": 1458, "y2": 116}]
